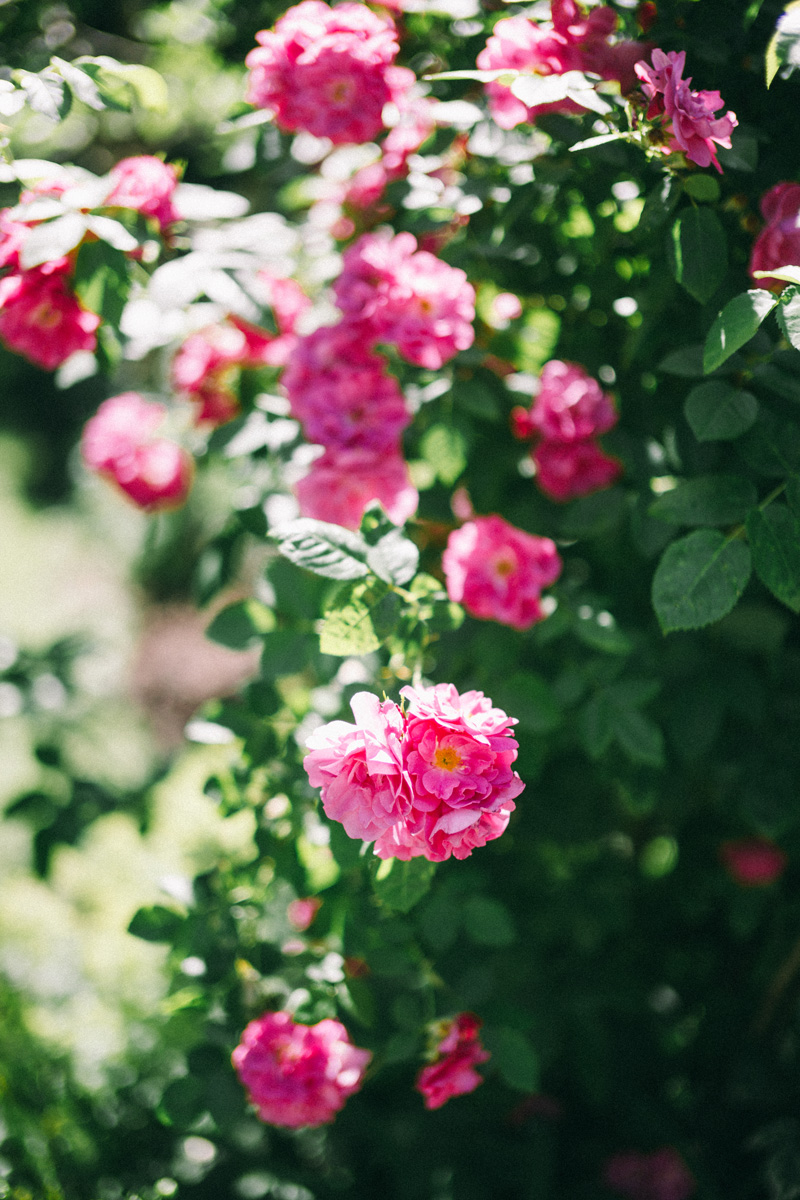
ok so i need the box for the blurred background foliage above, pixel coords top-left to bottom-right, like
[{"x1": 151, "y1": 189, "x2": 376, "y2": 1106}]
[{"x1": 4, "y1": 0, "x2": 800, "y2": 1199}]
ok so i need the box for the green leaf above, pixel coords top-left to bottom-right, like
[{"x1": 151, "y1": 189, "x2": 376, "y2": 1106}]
[
  {"x1": 777, "y1": 285, "x2": 800, "y2": 350},
  {"x1": 703, "y1": 290, "x2": 779, "y2": 373},
  {"x1": 319, "y1": 598, "x2": 382, "y2": 656},
  {"x1": 491, "y1": 672, "x2": 562, "y2": 735},
  {"x1": 668, "y1": 208, "x2": 727, "y2": 304},
  {"x1": 272, "y1": 519, "x2": 370, "y2": 581},
  {"x1": 15, "y1": 69, "x2": 69, "y2": 120},
  {"x1": 483, "y1": 1027, "x2": 539, "y2": 1092},
  {"x1": 746, "y1": 504, "x2": 800, "y2": 612},
  {"x1": 73, "y1": 239, "x2": 131, "y2": 326},
  {"x1": 786, "y1": 476, "x2": 800, "y2": 520},
  {"x1": 652, "y1": 530, "x2": 752, "y2": 633},
  {"x1": 205, "y1": 600, "x2": 275, "y2": 650},
  {"x1": 50, "y1": 56, "x2": 105, "y2": 110},
  {"x1": 260, "y1": 630, "x2": 309, "y2": 677},
  {"x1": 657, "y1": 344, "x2": 706, "y2": 377},
  {"x1": 683, "y1": 174, "x2": 721, "y2": 203},
  {"x1": 128, "y1": 904, "x2": 185, "y2": 942},
  {"x1": 75, "y1": 56, "x2": 169, "y2": 112},
  {"x1": 574, "y1": 608, "x2": 632, "y2": 655},
  {"x1": 754, "y1": 265, "x2": 800, "y2": 286},
  {"x1": 649, "y1": 476, "x2": 757, "y2": 526},
  {"x1": 157, "y1": 1077, "x2": 207, "y2": 1127},
  {"x1": 462, "y1": 896, "x2": 516, "y2": 947},
  {"x1": 579, "y1": 692, "x2": 615, "y2": 759},
  {"x1": 370, "y1": 857, "x2": 436, "y2": 913},
  {"x1": 420, "y1": 425, "x2": 467, "y2": 486},
  {"x1": 737, "y1": 410, "x2": 800, "y2": 477},
  {"x1": 684, "y1": 381, "x2": 758, "y2": 442},
  {"x1": 366, "y1": 530, "x2": 419, "y2": 586},
  {"x1": 611, "y1": 707, "x2": 665, "y2": 767},
  {"x1": 19, "y1": 212, "x2": 87, "y2": 270},
  {"x1": 639, "y1": 175, "x2": 682, "y2": 233},
  {"x1": 766, "y1": 1, "x2": 800, "y2": 85}
]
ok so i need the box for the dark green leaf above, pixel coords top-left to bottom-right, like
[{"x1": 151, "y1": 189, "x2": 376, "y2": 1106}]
[
  {"x1": 611, "y1": 707, "x2": 665, "y2": 767},
  {"x1": 652, "y1": 530, "x2": 752, "y2": 633},
  {"x1": 685, "y1": 381, "x2": 758, "y2": 441},
  {"x1": 668, "y1": 208, "x2": 727, "y2": 304},
  {"x1": 483, "y1": 1027, "x2": 539, "y2": 1092},
  {"x1": 786, "y1": 476, "x2": 800, "y2": 520},
  {"x1": 260, "y1": 630, "x2": 309, "y2": 677},
  {"x1": 73, "y1": 239, "x2": 130, "y2": 326},
  {"x1": 649, "y1": 476, "x2": 757, "y2": 526},
  {"x1": 574, "y1": 609, "x2": 632, "y2": 655},
  {"x1": 579, "y1": 692, "x2": 615, "y2": 759},
  {"x1": 370, "y1": 857, "x2": 436, "y2": 913},
  {"x1": 703, "y1": 290, "x2": 779, "y2": 373},
  {"x1": 128, "y1": 904, "x2": 184, "y2": 942},
  {"x1": 462, "y1": 896, "x2": 516, "y2": 947},
  {"x1": 738, "y1": 410, "x2": 800, "y2": 476},
  {"x1": 716, "y1": 124, "x2": 759, "y2": 172},
  {"x1": 157, "y1": 1077, "x2": 207, "y2": 1127},
  {"x1": 272, "y1": 519, "x2": 369, "y2": 581},
  {"x1": 205, "y1": 600, "x2": 275, "y2": 650},
  {"x1": 491, "y1": 672, "x2": 562, "y2": 735},
  {"x1": 746, "y1": 504, "x2": 800, "y2": 612},
  {"x1": 777, "y1": 285, "x2": 800, "y2": 350},
  {"x1": 657, "y1": 344, "x2": 706, "y2": 377},
  {"x1": 639, "y1": 175, "x2": 682, "y2": 232},
  {"x1": 683, "y1": 174, "x2": 721, "y2": 203}
]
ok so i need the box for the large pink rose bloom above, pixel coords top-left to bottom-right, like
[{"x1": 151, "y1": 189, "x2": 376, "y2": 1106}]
[
  {"x1": 106, "y1": 155, "x2": 180, "y2": 232},
  {"x1": 295, "y1": 446, "x2": 418, "y2": 530},
  {"x1": 390, "y1": 682, "x2": 524, "y2": 863},
  {"x1": 334, "y1": 231, "x2": 475, "y2": 369},
  {"x1": 416, "y1": 1013, "x2": 490, "y2": 1111},
  {"x1": 529, "y1": 359, "x2": 617, "y2": 442},
  {"x1": 749, "y1": 182, "x2": 800, "y2": 289},
  {"x1": 635, "y1": 49, "x2": 737, "y2": 173},
  {"x1": 304, "y1": 692, "x2": 410, "y2": 841},
  {"x1": 232, "y1": 1011, "x2": 371, "y2": 1128},
  {"x1": 532, "y1": 438, "x2": 621, "y2": 502},
  {"x1": 245, "y1": 1, "x2": 413, "y2": 145},
  {"x1": 82, "y1": 393, "x2": 192, "y2": 511},
  {"x1": 604, "y1": 1147, "x2": 695, "y2": 1200},
  {"x1": 443, "y1": 515, "x2": 562, "y2": 631},
  {"x1": 0, "y1": 264, "x2": 100, "y2": 370}
]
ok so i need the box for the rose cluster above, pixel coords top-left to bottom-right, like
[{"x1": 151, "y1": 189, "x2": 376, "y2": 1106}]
[
  {"x1": 416, "y1": 1013, "x2": 491, "y2": 1110},
  {"x1": 286, "y1": 230, "x2": 475, "y2": 528},
  {"x1": 477, "y1": 0, "x2": 643, "y2": 130},
  {"x1": 443, "y1": 514, "x2": 562, "y2": 631},
  {"x1": 512, "y1": 359, "x2": 621, "y2": 501},
  {"x1": 81, "y1": 392, "x2": 193, "y2": 511},
  {"x1": 172, "y1": 272, "x2": 311, "y2": 425},
  {"x1": 749, "y1": 181, "x2": 800, "y2": 290},
  {"x1": 232, "y1": 1010, "x2": 371, "y2": 1128},
  {"x1": 304, "y1": 683, "x2": 524, "y2": 863},
  {"x1": 635, "y1": 49, "x2": 737, "y2": 173}
]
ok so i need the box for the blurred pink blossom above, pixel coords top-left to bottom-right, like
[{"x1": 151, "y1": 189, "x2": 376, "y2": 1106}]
[
  {"x1": 416, "y1": 1013, "x2": 490, "y2": 1110},
  {"x1": 604, "y1": 1147, "x2": 695, "y2": 1200},
  {"x1": 295, "y1": 446, "x2": 418, "y2": 529},
  {"x1": 532, "y1": 437, "x2": 621, "y2": 502},
  {"x1": 0, "y1": 264, "x2": 100, "y2": 370},
  {"x1": 528, "y1": 359, "x2": 618, "y2": 443},
  {"x1": 720, "y1": 837, "x2": 787, "y2": 887},
  {"x1": 106, "y1": 155, "x2": 180, "y2": 231},
  {"x1": 749, "y1": 182, "x2": 800, "y2": 289},
  {"x1": 81, "y1": 392, "x2": 192, "y2": 511}
]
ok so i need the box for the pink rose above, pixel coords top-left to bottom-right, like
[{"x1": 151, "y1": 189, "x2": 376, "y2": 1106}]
[
  {"x1": 81, "y1": 392, "x2": 192, "y2": 511},
  {"x1": 232, "y1": 1011, "x2": 371, "y2": 1128},
  {"x1": 295, "y1": 446, "x2": 418, "y2": 529},
  {"x1": 720, "y1": 837, "x2": 787, "y2": 887},
  {"x1": 528, "y1": 359, "x2": 618, "y2": 443},
  {"x1": 287, "y1": 897, "x2": 322, "y2": 930},
  {"x1": 0, "y1": 264, "x2": 100, "y2": 370},
  {"x1": 749, "y1": 182, "x2": 800, "y2": 289},
  {"x1": 416, "y1": 1013, "x2": 491, "y2": 1110},
  {"x1": 604, "y1": 1147, "x2": 695, "y2": 1200},
  {"x1": 634, "y1": 49, "x2": 737, "y2": 172},
  {"x1": 245, "y1": 1, "x2": 412, "y2": 145},
  {"x1": 443, "y1": 515, "x2": 562, "y2": 631},
  {"x1": 106, "y1": 155, "x2": 179, "y2": 232},
  {"x1": 532, "y1": 438, "x2": 621, "y2": 502}
]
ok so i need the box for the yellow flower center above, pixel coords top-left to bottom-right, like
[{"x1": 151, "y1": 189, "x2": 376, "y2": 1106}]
[{"x1": 434, "y1": 745, "x2": 461, "y2": 772}]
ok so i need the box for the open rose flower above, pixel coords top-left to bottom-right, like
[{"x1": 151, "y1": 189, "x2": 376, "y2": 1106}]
[
  {"x1": 443, "y1": 515, "x2": 562, "y2": 631},
  {"x1": 106, "y1": 155, "x2": 180, "y2": 232},
  {"x1": 635, "y1": 49, "x2": 737, "y2": 172},
  {"x1": 81, "y1": 392, "x2": 192, "y2": 511},
  {"x1": 294, "y1": 446, "x2": 418, "y2": 530},
  {"x1": 416, "y1": 1013, "x2": 491, "y2": 1110},
  {"x1": 0, "y1": 263, "x2": 100, "y2": 370},
  {"x1": 233, "y1": 1011, "x2": 371, "y2": 1128}
]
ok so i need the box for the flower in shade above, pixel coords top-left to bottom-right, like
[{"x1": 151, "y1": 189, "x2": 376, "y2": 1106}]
[
  {"x1": 527, "y1": 359, "x2": 617, "y2": 443},
  {"x1": 245, "y1": 1, "x2": 413, "y2": 145},
  {"x1": 720, "y1": 837, "x2": 787, "y2": 887},
  {"x1": 232, "y1": 1010, "x2": 371, "y2": 1128},
  {"x1": 634, "y1": 49, "x2": 737, "y2": 172},
  {"x1": 416, "y1": 1013, "x2": 491, "y2": 1110},
  {"x1": 81, "y1": 392, "x2": 192, "y2": 511},
  {"x1": 294, "y1": 446, "x2": 418, "y2": 530},
  {"x1": 333, "y1": 231, "x2": 475, "y2": 369},
  {"x1": 604, "y1": 1147, "x2": 695, "y2": 1200},
  {"x1": 532, "y1": 438, "x2": 621, "y2": 502},
  {"x1": 749, "y1": 182, "x2": 800, "y2": 290},
  {"x1": 443, "y1": 515, "x2": 562, "y2": 631},
  {"x1": 0, "y1": 264, "x2": 100, "y2": 370},
  {"x1": 106, "y1": 155, "x2": 180, "y2": 232}
]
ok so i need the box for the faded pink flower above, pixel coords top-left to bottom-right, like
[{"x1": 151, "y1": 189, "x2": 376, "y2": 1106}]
[
  {"x1": 416, "y1": 1013, "x2": 490, "y2": 1110},
  {"x1": 634, "y1": 49, "x2": 737, "y2": 172},
  {"x1": 287, "y1": 897, "x2": 322, "y2": 930},
  {"x1": 443, "y1": 515, "x2": 562, "y2": 631},
  {"x1": 529, "y1": 359, "x2": 618, "y2": 442},
  {"x1": 245, "y1": 1, "x2": 413, "y2": 145},
  {"x1": 304, "y1": 692, "x2": 410, "y2": 841},
  {"x1": 232, "y1": 1011, "x2": 371, "y2": 1128},
  {"x1": 0, "y1": 211, "x2": 33, "y2": 272},
  {"x1": 81, "y1": 392, "x2": 192, "y2": 511},
  {"x1": 489, "y1": 291, "x2": 523, "y2": 325},
  {"x1": 532, "y1": 437, "x2": 621, "y2": 501},
  {"x1": 258, "y1": 271, "x2": 313, "y2": 353},
  {"x1": 720, "y1": 837, "x2": 787, "y2": 887},
  {"x1": 334, "y1": 231, "x2": 475, "y2": 368},
  {"x1": 106, "y1": 155, "x2": 180, "y2": 231},
  {"x1": 749, "y1": 182, "x2": 800, "y2": 289},
  {"x1": 295, "y1": 446, "x2": 418, "y2": 530},
  {"x1": 0, "y1": 265, "x2": 100, "y2": 370},
  {"x1": 284, "y1": 323, "x2": 411, "y2": 452},
  {"x1": 604, "y1": 1147, "x2": 695, "y2": 1200}
]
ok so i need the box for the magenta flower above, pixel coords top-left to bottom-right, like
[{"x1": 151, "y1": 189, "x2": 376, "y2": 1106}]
[
  {"x1": 749, "y1": 182, "x2": 800, "y2": 289},
  {"x1": 0, "y1": 264, "x2": 100, "y2": 370},
  {"x1": 443, "y1": 515, "x2": 562, "y2": 631},
  {"x1": 528, "y1": 359, "x2": 618, "y2": 443},
  {"x1": 232, "y1": 1011, "x2": 371, "y2": 1128},
  {"x1": 416, "y1": 1013, "x2": 491, "y2": 1110},
  {"x1": 295, "y1": 446, "x2": 418, "y2": 530},
  {"x1": 245, "y1": 1, "x2": 413, "y2": 145},
  {"x1": 720, "y1": 837, "x2": 787, "y2": 887},
  {"x1": 334, "y1": 231, "x2": 475, "y2": 369},
  {"x1": 106, "y1": 155, "x2": 180, "y2": 232},
  {"x1": 604, "y1": 1147, "x2": 695, "y2": 1200},
  {"x1": 81, "y1": 392, "x2": 192, "y2": 511},
  {"x1": 532, "y1": 438, "x2": 621, "y2": 502},
  {"x1": 634, "y1": 49, "x2": 737, "y2": 172}
]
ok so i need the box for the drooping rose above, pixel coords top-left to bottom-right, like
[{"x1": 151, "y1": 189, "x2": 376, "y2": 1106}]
[
  {"x1": 232, "y1": 1010, "x2": 371, "y2": 1128},
  {"x1": 443, "y1": 515, "x2": 562, "y2": 631},
  {"x1": 416, "y1": 1013, "x2": 491, "y2": 1110}
]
